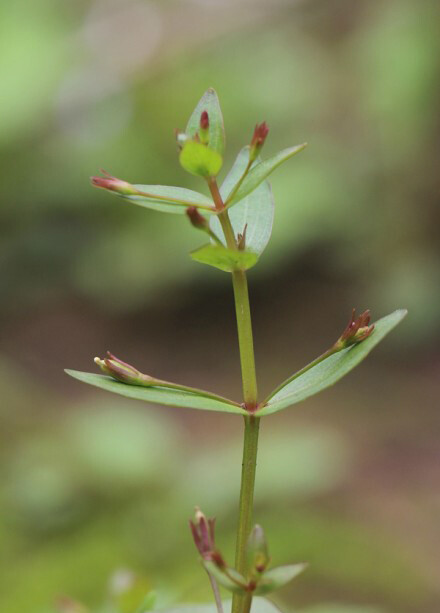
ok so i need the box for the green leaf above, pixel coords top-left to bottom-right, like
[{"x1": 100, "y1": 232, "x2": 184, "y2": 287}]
[
  {"x1": 186, "y1": 88, "x2": 225, "y2": 155},
  {"x1": 122, "y1": 185, "x2": 214, "y2": 214},
  {"x1": 203, "y1": 561, "x2": 247, "y2": 595},
  {"x1": 65, "y1": 371, "x2": 247, "y2": 416},
  {"x1": 258, "y1": 310, "x2": 407, "y2": 416},
  {"x1": 210, "y1": 147, "x2": 274, "y2": 256},
  {"x1": 190, "y1": 244, "x2": 258, "y2": 272},
  {"x1": 180, "y1": 141, "x2": 223, "y2": 178},
  {"x1": 254, "y1": 563, "x2": 307, "y2": 595},
  {"x1": 227, "y1": 144, "x2": 307, "y2": 207},
  {"x1": 158, "y1": 598, "x2": 284, "y2": 613}
]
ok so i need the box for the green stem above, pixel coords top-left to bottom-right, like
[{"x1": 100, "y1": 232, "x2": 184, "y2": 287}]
[
  {"x1": 208, "y1": 177, "x2": 260, "y2": 613},
  {"x1": 232, "y1": 415, "x2": 260, "y2": 613}
]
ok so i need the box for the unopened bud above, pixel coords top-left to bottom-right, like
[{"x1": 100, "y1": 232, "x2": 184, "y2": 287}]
[
  {"x1": 90, "y1": 171, "x2": 137, "y2": 195},
  {"x1": 94, "y1": 352, "x2": 154, "y2": 385},
  {"x1": 189, "y1": 507, "x2": 217, "y2": 561},
  {"x1": 199, "y1": 110, "x2": 210, "y2": 145},
  {"x1": 333, "y1": 309, "x2": 375, "y2": 351},
  {"x1": 186, "y1": 206, "x2": 208, "y2": 230},
  {"x1": 237, "y1": 224, "x2": 248, "y2": 251},
  {"x1": 247, "y1": 524, "x2": 270, "y2": 573},
  {"x1": 249, "y1": 122, "x2": 269, "y2": 162}
]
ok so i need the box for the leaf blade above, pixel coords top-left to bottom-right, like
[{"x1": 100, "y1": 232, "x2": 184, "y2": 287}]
[
  {"x1": 190, "y1": 244, "x2": 258, "y2": 272},
  {"x1": 210, "y1": 147, "x2": 274, "y2": 256},
  {"x1": 179, "y1": 141, "x2": 223, "y2": 178},
  {"x1": 122, "y1": 185, "x2": 214, "y2": 214},
  {"x1": 254, "y1": 563, "x2": 307, "y2": 595},
  {"x1": 228, "y1": 144, "x2": 307, "y2": 207},
  {"x1": 65, "y1": 370, "x2": 247, "y2": 416},
  {"x1": 186, "y1": 88, "x2": 225, "y2": 155},
  {"x1": 258, "y1": 309, "x2": 407, "y2": 416}
]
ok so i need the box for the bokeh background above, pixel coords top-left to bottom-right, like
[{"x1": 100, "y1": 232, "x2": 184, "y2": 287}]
[{"x1": 1, "y1": 0, "x2": 439, "y2": 612}]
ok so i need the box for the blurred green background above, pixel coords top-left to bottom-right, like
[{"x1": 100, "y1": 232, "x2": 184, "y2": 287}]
[{"x1": 0, "y1": 0, "x2": 439, "y2": 612}]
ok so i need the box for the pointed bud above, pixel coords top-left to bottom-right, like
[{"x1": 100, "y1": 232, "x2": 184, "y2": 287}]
[
  {"x1": 190, "y1": 508, "x2": 216, "y2": 558},
  {"x1": 237, "y1": 224, "x2": 248, "y2": 251},
  {"x1": 90, "y1": 170, "x2": 137, "y2": 195},
  {"x1": 94, "y1": 352, "x2": 155, "y2": 385},
  {"x1": 249, "y1": 122, "x2": 269, "y2": 162},
  {"x1": 333, "y1": 309, "x2": 375, "y2": 351},
  {"x1": 189, "y1": 507, "x2": 218, "y2": 562},
  {"x1": 186, "y1": 206, "x2": 208, "y2": 230},
  {"x1": 199, "y1": 111, "x2": 210, "y2": 145},
  {"x1": 247, "y1": 524, "x2": 270, "y2": 573}
]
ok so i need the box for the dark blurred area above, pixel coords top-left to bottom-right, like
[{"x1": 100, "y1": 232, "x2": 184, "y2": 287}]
[{"x1": 0, "y1": 1, "x2": 439, "y2": 612}]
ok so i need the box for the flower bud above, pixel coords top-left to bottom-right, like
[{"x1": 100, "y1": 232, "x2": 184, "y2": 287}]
[
  {"x1": 247, "y1": 524, "x2": 270, "y2": 573},
  {"x1": 94, "y1": 352, "x2": 154, "y2": 385},
  {"x1": 186, "y1": 206, "x2": 208, "y2": 230},
  {"x1": 199, "y1": 110, "x2": 210, "y2": 145},
  {"x1": 90, "y1": 171, "x2": 137, "y2": 195},
  {"x1": 249, "y1": 122, "x2": 269, "y2": 162},
  {"x1": 189, "y1": 507, "x2": 217, "y2": 561},
  {"x1": 333, "y1": 309, "x2": 375, "y2": 351},
  {"x1": 237, "y1": 224, "x2": 248, "y2": 251}
]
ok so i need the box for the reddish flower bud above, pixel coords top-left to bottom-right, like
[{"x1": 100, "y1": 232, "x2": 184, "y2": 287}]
[
  {"x1": 334, "y1": 309, "x2": 375, "y2": 350},
  {"x1": 249, "y1": 122, "x2": 269, "y2": 161},
  {"x1": 94, "y1": 352, "x2": 154, "y2": 385},
  {"x1": 189, "y1": 507, "x2": 217, "y2": 561},
  {"x1": 186, "y1": 206, "x2": 208, "y2": 230},
  {"x1": 90, "y1": 170, "x2": 137, "y2": 195},
  {"x1": 200, "y1": 110, "x2": 210, "y2": 131},
  {"x1": 199, "y1": 110, "x2": 210, "y2": 145}
]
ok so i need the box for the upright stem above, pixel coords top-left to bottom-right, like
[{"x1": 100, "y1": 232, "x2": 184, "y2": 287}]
[
  {"x1": 208, "y1": 178, "x2": 260, "y2": 613},
  {"x1": 232, "y1": 415, "x2": 260, "y2": 613}
]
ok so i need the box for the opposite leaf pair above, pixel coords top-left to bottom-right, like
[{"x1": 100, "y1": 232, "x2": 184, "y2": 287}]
[{"x1": 190, "y1": 510, "x2": 306, "y2": 598}]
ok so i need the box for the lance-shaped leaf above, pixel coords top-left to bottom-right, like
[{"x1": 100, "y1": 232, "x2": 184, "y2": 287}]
[
  {"x1": 227, "y1": 144, "x2": 307, "y2": 207},
  {"x1": 186, "y1": 88, "x2": 225, "y2": 155},
  {"x1": 210, "y1": 147, "x2": 274, "y2": 256},
  {"x1": 119, "y1": 184, "x2": 214, "y2": 214},
  {"x1": 254, "y1": 563, "x2": 307, "y2": 596},
  {"x1": 190, "y1": 244, "x2": 258, "y2": 272},
  {"x1": 65, "y1": 371, "x2": 247, "y2": 416},
  {"x1": 180, "y1": 141, "x2": 223, "y2": 178},
  {"x1": 202, "y1": 561, "x2": 247, "y2": 595},
  {"x1": 157, "y1": 598, "x2": 284, "y2": 613},
  {"x1": 257, "y1": 309, "x2": 407, "y2": 417}
]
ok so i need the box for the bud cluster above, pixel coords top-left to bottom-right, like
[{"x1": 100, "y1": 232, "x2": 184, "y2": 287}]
[
  {"x1": 190, "y1": 510, "x2": 305, "y2": 597},
  {"x1": 333, "y1": 309, "x2": 375, "y2": 351},
  {"x1": 94, "y1": 352, "x2": 154, "y2": 386}
]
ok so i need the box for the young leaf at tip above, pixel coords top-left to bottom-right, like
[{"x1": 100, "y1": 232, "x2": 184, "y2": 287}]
[
  {"x1": 180, "y1": 141, "x2": 223, "y2": 178},
  {"x1": 186, "y1": 88, "x2": 225, "y2": 155}
]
